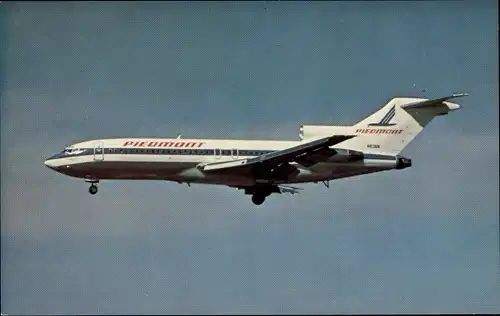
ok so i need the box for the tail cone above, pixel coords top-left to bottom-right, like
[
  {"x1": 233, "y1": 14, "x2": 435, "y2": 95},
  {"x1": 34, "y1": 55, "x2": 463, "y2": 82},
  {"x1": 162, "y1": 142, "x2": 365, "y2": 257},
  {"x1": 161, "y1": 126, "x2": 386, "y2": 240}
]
[{"x1": 396, "y1": 156, "x2": 412, "y2": 169}]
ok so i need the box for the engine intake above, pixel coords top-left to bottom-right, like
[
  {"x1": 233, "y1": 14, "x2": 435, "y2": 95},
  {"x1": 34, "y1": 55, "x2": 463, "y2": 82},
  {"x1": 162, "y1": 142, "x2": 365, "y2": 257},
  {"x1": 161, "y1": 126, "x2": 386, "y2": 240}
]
[{"x1": 299, "y1": 125, "x2": 352, "y2": 140}]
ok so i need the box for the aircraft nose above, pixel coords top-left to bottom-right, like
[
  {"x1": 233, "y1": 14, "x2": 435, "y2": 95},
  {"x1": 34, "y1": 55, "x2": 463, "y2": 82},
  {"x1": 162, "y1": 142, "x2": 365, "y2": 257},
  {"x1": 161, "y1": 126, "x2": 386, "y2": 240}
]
[
  {"x1": 44, "y1": 155, "x2": 60, "y2": 170},
  {"x1": 44, "y1": 159, "x2": 55, "y2": 169}
]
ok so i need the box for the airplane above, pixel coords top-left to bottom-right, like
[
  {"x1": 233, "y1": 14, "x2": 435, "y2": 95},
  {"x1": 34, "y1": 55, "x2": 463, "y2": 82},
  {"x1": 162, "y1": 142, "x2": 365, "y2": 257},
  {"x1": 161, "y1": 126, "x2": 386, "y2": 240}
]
[{"x1": 44, "y1": 93, "x2": 467, "y2": 205}]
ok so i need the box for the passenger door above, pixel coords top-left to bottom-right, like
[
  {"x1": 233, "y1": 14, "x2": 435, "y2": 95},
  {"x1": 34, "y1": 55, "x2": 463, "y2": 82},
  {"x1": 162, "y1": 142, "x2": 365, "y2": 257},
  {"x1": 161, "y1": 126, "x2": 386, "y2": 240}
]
[
  {"x1": 214, "y1": 148, "x2": 222, "y2": 160},
  {"x1": 231, "y1": 148, "x2": 239, "y2": 160},
  {"x1": 93, "y1": 141, "x2": 104, "y2": 161}
]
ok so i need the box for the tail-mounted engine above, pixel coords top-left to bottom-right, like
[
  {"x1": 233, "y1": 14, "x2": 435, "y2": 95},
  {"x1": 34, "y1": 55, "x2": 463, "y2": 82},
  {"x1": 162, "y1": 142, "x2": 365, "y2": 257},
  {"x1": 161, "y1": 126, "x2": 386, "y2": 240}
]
[{"x1": 299, "y1": 125, "x2": 352, "y2": 140}]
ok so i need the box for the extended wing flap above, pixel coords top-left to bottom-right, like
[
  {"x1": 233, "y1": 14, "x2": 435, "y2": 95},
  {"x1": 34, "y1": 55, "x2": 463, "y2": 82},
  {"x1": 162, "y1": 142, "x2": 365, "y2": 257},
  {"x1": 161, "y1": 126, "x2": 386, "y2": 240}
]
[
  {"x1": 278, "y1": 185, "x2": 303, "y2": 194},
  {"x1": 201, "y1": 158, "x2": 248, "y2": 171}
]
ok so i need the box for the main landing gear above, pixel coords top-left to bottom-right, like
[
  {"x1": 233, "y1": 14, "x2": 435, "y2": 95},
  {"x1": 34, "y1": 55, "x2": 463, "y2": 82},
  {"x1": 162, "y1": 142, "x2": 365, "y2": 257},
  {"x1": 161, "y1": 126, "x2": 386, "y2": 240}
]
[
  {"x1": 237, "y1": 185, "x2": 282, "y2": 205},
  {"x1": 240, "y1": 184, "x2": 301, "y2": 205},
  {"x1": 251, "y1": 193, "x2": 267, "y2": 205},
  {"x1": 247, "y1": 188, "x2": 275, "y2": 205},
  {"x1": 85, "y1": 178, "x2": 99, "y2": 195}
]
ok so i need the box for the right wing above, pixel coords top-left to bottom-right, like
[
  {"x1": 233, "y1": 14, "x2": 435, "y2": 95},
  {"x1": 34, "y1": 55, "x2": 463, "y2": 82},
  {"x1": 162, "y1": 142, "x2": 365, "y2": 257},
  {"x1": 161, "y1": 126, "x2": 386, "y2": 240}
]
[{"x1": 199, "y1": 135, "x2": 356, "y2": 175}]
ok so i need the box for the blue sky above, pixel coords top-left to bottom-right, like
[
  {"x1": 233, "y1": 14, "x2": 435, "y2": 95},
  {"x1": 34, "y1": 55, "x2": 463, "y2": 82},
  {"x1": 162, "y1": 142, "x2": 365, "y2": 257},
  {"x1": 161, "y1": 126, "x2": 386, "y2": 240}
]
[{"x1": 1, "y1": 1, "x2": 499, "y2": 314}]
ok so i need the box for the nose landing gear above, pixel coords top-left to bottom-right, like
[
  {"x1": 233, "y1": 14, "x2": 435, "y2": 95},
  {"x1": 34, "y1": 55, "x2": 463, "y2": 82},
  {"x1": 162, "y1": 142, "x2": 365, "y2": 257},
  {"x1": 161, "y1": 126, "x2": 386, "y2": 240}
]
[
  {"x1": 85, "y1": 178, "x2": 99, "y2": 195},
  {"x1": 89, "y1": 184, "x2": 98, "y2": 195}
]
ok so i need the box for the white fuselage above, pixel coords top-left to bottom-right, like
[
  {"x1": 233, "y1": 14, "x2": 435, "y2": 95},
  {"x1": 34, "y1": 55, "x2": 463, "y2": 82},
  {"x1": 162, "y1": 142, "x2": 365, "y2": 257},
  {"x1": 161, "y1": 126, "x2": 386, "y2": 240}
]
[
  {"x1": 42, "y1": 94, "x2": 465, "y2": 204},
  {"x1": 44, "y1": 137, "x2": 399, "y2": 187}
]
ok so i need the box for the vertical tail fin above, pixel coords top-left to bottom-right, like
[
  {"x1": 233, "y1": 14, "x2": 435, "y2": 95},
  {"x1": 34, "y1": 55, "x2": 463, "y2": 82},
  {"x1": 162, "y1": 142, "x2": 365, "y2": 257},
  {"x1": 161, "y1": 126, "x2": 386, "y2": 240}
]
[{"x1": 343, "y1": 93, "x2": 468, "y2": 155}]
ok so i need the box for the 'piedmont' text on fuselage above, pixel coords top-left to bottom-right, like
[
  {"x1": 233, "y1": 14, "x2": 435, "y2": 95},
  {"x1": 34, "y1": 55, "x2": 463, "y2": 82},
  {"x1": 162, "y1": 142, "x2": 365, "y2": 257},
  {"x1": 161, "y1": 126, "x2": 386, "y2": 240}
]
[{"x1": 122, "y1": 141, "x2": 205, "y2": 148}]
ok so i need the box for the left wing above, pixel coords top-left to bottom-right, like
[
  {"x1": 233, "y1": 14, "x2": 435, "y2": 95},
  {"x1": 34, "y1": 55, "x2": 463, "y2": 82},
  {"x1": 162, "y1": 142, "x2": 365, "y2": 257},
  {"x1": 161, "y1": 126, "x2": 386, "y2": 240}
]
[
  {"x1": 199, "y1": 135, "x2": 356, "y2": 175},
  {"x1": 278, "y1": 185, "x2": 303, "y2": 194},
  {"x1": 232, "y1": 184, "x2": 304, "y2": 195}
]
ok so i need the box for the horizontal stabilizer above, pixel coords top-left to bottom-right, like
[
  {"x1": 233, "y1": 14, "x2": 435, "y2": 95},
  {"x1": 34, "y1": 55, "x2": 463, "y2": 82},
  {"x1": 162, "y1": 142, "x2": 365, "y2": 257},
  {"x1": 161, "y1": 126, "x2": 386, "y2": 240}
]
[{"x1": 401, "y1": 93, "x2": 468, "y2": 110}]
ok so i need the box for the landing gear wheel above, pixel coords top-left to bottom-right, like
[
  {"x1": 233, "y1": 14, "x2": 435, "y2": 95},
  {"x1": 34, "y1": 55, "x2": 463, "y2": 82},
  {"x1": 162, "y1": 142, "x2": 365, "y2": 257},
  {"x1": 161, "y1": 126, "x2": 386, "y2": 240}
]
[
  {"x1": 89, "y1": 184, "x2": 98, "y2": 195},
  {"x1": 251, "y1": 194, "x2": 266, "y2": 205}
]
